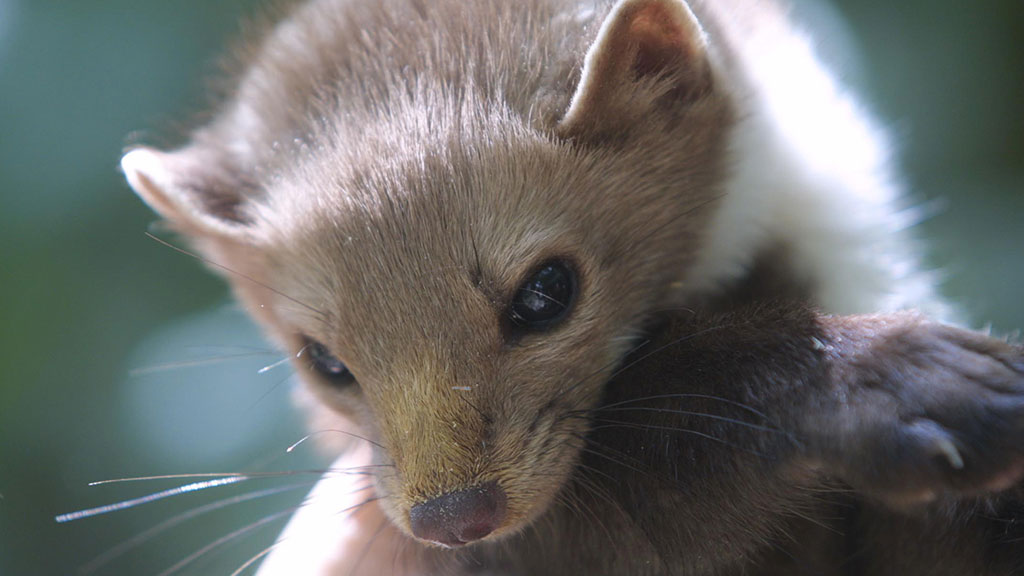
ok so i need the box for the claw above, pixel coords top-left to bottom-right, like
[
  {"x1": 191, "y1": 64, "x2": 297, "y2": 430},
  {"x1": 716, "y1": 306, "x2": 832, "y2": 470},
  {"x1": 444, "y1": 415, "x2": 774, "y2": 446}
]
[
  {"x1": 933, "y1": 436, "x2": 964, "y2": 470},
  {"x1": 908, "y1": 419, "x2": 965, "y2": 471}
]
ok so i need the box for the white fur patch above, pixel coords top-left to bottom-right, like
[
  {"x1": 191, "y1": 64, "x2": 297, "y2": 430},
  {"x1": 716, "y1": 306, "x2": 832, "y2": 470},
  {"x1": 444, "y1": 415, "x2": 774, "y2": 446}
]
[
  {"x1": 255, "y1": 447, "x2": 401, "y2": 576},
  {"x1": 684, "y1": 16, "x2": 954, "y2": 320}
]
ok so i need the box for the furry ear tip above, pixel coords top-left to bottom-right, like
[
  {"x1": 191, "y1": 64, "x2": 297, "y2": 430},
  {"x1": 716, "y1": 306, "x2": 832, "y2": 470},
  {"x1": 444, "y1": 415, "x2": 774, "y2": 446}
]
[
  {"x1": 120, "y1": 146, "x2": 159, "y2": 173},
  {"x1": 559, "y1": 0, "x2": 711, "y2": 138},
  {"x1": 613, "y1": 0, "x2": 708, "y2": 75},
  {"x1": 121, "y1": 145, "x2": 256, "y2": 241},
  {"x1": 121, "y1": 147, "x2": 169, "y2": 196}
]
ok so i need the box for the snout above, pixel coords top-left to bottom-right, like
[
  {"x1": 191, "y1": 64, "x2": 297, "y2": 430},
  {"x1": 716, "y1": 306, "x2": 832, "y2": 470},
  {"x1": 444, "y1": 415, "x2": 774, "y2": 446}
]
[{"x1": 409, "y1": 481, "x2": 507, "y2": 547}]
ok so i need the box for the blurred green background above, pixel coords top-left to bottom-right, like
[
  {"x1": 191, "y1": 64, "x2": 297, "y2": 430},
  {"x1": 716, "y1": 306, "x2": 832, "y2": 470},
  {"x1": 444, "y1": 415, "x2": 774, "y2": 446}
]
[{"x1": 0, "y1": 0, "x2": 1021, "y2": 574}]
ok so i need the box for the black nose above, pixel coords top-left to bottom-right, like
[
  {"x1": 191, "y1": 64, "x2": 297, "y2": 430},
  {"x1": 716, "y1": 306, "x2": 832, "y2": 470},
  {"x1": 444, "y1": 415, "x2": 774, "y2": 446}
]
[{"x1": 409, "y1": 481, "x2": 507, "y2": 547}]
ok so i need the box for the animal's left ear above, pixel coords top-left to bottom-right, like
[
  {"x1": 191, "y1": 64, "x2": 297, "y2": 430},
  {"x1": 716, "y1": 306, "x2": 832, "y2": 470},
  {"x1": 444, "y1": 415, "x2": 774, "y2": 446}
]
[
  {"x1": 121, "y1": 145, "x2": 256, "y2": 243},
  {"x1": 558, "y1": 0, "x2": 711, "y2": 138}
]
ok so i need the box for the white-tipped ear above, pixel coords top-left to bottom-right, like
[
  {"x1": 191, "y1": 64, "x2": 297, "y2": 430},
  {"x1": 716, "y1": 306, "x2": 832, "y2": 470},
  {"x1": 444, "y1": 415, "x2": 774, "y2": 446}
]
[
  {"x1": 122, "y1": 146, "x2": 254, "y2": 240},
  {"x1": 559, "y1": 0, "x2": 711, "y2": 137}
]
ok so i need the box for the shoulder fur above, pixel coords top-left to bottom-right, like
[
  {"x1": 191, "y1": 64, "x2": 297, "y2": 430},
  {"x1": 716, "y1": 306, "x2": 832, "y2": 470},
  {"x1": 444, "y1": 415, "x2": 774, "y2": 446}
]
[{"x1": 682, "y1": 0, "x2": 953, "y2": 318}]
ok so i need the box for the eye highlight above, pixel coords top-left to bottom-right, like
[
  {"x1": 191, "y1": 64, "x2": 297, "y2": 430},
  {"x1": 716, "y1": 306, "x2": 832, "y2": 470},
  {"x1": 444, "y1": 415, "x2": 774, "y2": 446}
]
[
  {"x1": 302, "y1": 339, "x2": 356, "y2": 387},
  {"x1": 508, "y1": 260, "x2": 577, "y2": 332}
]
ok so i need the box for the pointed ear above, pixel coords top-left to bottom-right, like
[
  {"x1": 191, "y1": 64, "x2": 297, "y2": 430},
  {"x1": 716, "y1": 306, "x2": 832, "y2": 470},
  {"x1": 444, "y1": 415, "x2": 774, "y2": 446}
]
[
  {"x1": 121, "y1": 146, "x2": 256, "y2": 241},
  {"x1": 558, "y1": 0, "x2": 711, "y2": 138}
]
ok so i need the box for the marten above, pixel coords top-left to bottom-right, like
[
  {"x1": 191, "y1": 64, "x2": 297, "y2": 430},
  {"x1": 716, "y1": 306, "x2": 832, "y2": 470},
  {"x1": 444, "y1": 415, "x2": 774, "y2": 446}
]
[{"x1": 118, "y1": 0, "x2": 1024, "y2": 573}]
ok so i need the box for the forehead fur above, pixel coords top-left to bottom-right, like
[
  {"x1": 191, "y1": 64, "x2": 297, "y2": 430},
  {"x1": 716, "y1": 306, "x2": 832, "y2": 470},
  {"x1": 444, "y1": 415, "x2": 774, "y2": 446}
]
[
  {"x1": 256, "y1": 86, "x2": 728, "y2": 355},
  {"x1": 205, "y1": 0, "x2": 596, "y2": 172}
]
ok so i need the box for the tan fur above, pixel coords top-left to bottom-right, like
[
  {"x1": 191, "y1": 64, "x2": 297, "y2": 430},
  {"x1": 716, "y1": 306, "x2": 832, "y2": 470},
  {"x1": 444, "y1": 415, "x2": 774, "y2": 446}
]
[
  {"x1": 120, "y1": 1, "x2": 958, "y2": 572},
  {"x1": 125, "y1": 0, "x2": 738, "y2": 541}
]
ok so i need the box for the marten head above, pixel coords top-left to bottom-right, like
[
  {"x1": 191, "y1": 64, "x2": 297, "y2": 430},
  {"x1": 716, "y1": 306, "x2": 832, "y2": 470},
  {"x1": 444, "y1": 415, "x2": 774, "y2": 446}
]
[{"x1": 123, "y1": 0, "x2": 731, "y2": 547}]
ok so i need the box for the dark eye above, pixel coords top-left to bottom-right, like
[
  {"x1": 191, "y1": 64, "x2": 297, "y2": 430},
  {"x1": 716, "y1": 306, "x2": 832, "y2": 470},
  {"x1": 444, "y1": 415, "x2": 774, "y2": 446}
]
[
  {"x1": 303, "y1": 339, "x2": 355, "y2": 386},
  {"x1": 508, "y1": 260, "x2": 577, "y2": 331}
]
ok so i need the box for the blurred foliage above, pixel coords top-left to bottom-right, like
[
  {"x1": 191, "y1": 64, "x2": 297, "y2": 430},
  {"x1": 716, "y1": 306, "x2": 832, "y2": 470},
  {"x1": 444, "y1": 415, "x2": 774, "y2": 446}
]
[{"x1": 0, "y1": 0, "x2": 1020, "y2": 574}]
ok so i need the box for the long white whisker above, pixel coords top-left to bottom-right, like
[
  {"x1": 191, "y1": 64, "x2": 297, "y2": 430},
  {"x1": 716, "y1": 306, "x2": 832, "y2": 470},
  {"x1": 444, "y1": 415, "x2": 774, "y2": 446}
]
[
  {"x1": 246, "y1": 373, "x2": 298, "y2": 413},
  {"x1": 130, "y1": 352, "x2": 277, "y2": 377},
  {"x1": 228, "y1": 541, "x2": 285, "y2": 576},
  {"x1": 287, "y1": 429, "x2": 386, "y2": 452},
  {"x1": 183, "y1": 344, "x2": 277, "y2": 354},
  {"x1": 229, "y1": 489, "x2": 378, "y2": 576},
  {"x1": 597, "y1": 406, "x2": 781, "y2": 433},
  {"x1": 145, "y1": 232, "x2": 325, "y2": 318},
  {"x1": 80, "y1": 467, "x2": 387, "y2": 488},
  {"x1": 55, "y1": 476, "x2": 248, "y2": 523},
  {"x1": 154, "y1": 507, "x2": 298, "y2": 576},
  {"x1": 79, "y1": 482, "x2": 314, "y2": 575},
  {"x1": 257, "y1": 356, "x2": 292, "y2": 375},
  {"x1": 87, "y1": 473, "x2": 252, "y2": 486},
  {"x1": 587, "y1": 392, "x2": 772, "y2": 420}
]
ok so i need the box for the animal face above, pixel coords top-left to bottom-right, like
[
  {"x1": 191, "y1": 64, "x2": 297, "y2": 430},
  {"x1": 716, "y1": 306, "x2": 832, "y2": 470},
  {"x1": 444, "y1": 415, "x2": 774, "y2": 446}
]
[
  {"x1": 121, "y1": 0, "x2": 732, "y2": 546},
  {"x1": 249, "y1": 109, "x2": 725, "y2": 540}
]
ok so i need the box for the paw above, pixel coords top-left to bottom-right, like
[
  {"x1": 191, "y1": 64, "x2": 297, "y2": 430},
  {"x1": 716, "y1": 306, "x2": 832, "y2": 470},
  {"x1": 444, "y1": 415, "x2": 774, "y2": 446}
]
[{"x1": 811, "y1": 316, "x2": 1024, "y2": 508}]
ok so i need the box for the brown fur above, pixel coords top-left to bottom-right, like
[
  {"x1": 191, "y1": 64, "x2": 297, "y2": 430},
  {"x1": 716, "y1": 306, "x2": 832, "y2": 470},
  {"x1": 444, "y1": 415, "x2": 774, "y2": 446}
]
[
  {"x1": 126, "y1": 0, "x2": 736, "y2": 537},
  {"x1": 445, "y1": 303, "x2": 1024, "y2": 575},
  {"x1": 120, "y1": 0, "x2": 1024, "y2": 574}
]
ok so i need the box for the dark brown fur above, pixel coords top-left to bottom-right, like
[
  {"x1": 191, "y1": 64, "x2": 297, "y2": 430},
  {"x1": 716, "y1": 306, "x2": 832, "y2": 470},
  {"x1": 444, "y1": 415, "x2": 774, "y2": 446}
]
[{"x1": 437, "y1": 304, "x2": 1024, "y2": 575}]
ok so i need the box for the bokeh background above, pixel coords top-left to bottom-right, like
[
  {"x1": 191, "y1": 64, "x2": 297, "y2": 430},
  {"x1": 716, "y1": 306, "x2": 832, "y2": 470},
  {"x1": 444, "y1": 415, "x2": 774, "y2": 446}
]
[{"x1": 1, "y1": 0, "x2": 1021, "y2": 574}]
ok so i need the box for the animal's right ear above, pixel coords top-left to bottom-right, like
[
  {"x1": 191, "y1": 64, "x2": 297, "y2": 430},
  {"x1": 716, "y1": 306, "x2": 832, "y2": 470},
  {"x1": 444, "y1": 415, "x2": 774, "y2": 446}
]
[
  {"x1": 121, "y1": 146, "x2": 256, "y2": 242},
  {"x1": 558, "y1": 0, "x2": 711, "y2": 138}
]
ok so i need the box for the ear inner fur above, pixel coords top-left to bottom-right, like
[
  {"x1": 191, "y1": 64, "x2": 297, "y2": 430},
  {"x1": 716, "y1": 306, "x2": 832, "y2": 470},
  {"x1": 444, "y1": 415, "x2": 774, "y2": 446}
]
[
  {"x1": 558, "y1": 0, "x2": 710, "y2": 138},
  {"x1": 121, "y1": 146, "x2": 254, "y2": 240}
]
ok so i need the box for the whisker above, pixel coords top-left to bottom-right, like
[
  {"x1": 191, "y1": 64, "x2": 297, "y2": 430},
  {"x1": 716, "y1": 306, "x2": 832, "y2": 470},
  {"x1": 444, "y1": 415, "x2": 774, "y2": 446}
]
[
  {"x1": 585, "y1": 393, "x2": 772, "y2": 421},
  {"x1": 348, "y1": 514, "x2": 390, "y2": 576},
  {"x1": 453, "y1": 394, "x2": 492, "y2": 426},
  {"x1": 588, "y1": 418, "x2": 767, "y2": 458},
  {"x1": 153, "y1": 507, "x2": 298, "y2": 576},
  {"x1": 228, "y1": 491, "x2": 378, "y2": 576},
  {"x1": 79, "y1": 482, "x2": 314, "y2": 575},
  {"x1": 287, "y1": 429, "x2": 386, "y2": 452},
  {"x1": 601, "y1": 324, "x2": 735, "y2": 390},
  {"x1": 56, "y1": 476, "x2": 248, "y2": 523},
  {"x1": 242, "y1": 346, "x2": 309, "y2": 411},
  {"x1": 183, "y1": 344, "x2": 277, "y2": 354},
  {"x1": 570, "y1": 459, "x2": 618, "y2": 485},
  {"x1": 257, "y1": 355, "x2": 292, "y2": 375},
  {"x1": 783, "y1": 504, "x2": 844, "y2": 535},
  {"x1": 86, "y1": 473, "x2": 251, "y2": 486},
  {"x1": 391, "y1": 528, "x2": 413, "y2": 576},
  {"x1": 566, "y1": 481, "x2": 618, "y2": 548},
  {"x1": 792, "y1": 483, "x2": 856, "y2": 496},
  {"x1": 246, "y1": 373, "x2": 298, "y2": 414},
  {"x1": 551, "y1": 337, "x2": 652, "y2": 404},
  {"x1": 83, "y1": 466, "x2": 387, "y2": 487},
  {"x1": 556, "y1": 320, "x2": 744, "y2": 417},
  {"x1": 229, "y1": 542, "x2": 282, "y2": 576},
  {"x1": 593, "y1": 407, "x2": 781, "y2": 434},
  {"x1": 145, "y1": 232, "x2": 325, "y2": 317},
  {"x1": 632, "y1": 192, "x2": 727, "y2": 248},
  {"x1": 130, "y1": 352, "x2": 279, "y2": 377},
  {"x1": 520, "y1": 287, "x2": 566, "y2": 307},
  {"x1": 573, "y1": 440, "x2": 649, "y2": 477}
]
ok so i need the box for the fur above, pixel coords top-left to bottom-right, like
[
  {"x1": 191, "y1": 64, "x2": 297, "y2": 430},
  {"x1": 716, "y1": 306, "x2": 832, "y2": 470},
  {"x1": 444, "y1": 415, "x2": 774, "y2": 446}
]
[{"x1": 120, "y1": 0, "x2": 1017, "y2": 574}]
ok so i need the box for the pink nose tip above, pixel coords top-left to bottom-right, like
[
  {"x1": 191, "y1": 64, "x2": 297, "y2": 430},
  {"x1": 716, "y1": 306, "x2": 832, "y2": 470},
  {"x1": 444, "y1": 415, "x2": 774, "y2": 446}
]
[{"x1": 409, "y1": 481, "x2": 507, "y2": 547}]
